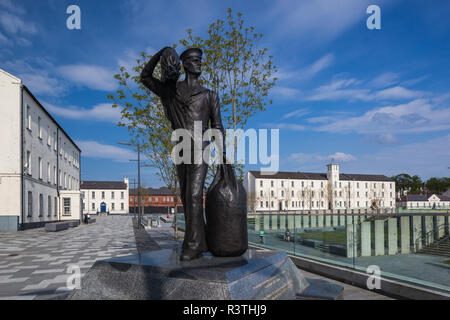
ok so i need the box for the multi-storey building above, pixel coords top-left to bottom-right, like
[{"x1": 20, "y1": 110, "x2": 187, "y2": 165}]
[
  {"x1": 244, "y1": 163, "x2": 396, "y2": 213},
  {"x1": 81, "y1": 178, "x2": 129, "y2": 215},
  {"x1": 0, "y1": 69, "x2": 82, "y2": 231}
]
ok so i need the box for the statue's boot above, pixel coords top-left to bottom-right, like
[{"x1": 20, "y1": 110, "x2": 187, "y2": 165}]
[{"x1": 180, "y1": 248, "x2": 203, "y2": 261}]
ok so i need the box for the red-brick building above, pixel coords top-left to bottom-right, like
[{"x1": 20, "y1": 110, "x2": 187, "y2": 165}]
[{"x1": 129, "y1": 187, "x2": 206, "y2": 213}]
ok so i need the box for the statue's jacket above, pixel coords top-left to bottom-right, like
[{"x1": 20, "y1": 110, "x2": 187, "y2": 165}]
[{"x1": 141, "y1": 76, "x2": 224, "y2": 151}]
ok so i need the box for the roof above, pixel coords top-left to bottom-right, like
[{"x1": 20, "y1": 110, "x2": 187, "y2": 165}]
[
  {"x1": 22, "y1": 86, "x2": 81, "y2": 152},
  {"x1": 248, "y1": 171, "x2": 392, "y2": 182},
  {"x1": 130, "y1": 187, "x2": 174, "y2": 196},
  {"x1": 81, "y1": 181, "x2": 127, "y2": 190},
  {"x1": 400, "y1": 194, "x2": 450, "y2": 202}
]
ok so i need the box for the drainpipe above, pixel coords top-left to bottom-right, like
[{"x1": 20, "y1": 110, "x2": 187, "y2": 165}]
[{"x1": 56, "y1": 129, "x2": 60, "y2": 221}]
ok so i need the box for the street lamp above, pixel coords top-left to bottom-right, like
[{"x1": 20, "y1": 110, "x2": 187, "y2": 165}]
[{"x1": 118, "y1": 142, "x2": 153, "y2": 229}]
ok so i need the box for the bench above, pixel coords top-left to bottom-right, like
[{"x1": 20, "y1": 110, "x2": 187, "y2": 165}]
[
  {"x1": 85, "y1": 218, "x2": 96, "y2": 224},
  {"x1": 45, "y1": 222, "x2": 69, "y2": 232},
  {"x1": 67, "y1": 220, "x2": 80, "y2": 228}
]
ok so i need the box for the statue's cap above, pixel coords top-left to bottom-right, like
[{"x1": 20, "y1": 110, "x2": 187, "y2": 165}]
[{"x1": 180, "y1": 48, "x2": 203, "y2": 62}]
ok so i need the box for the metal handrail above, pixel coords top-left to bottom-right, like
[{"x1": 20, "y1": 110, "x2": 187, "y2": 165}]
[{"x1": 415, "y1": 224, "x2": 448, "y2": 252}]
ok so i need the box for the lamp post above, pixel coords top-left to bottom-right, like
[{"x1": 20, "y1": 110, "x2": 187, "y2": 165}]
[{"x1": 118, "y1": 142, "x2": 153, "y2": 229}]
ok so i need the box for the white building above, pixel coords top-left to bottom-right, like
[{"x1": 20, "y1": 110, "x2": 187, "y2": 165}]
[
  {"x1": 0, "y1": 69, "x2": 82, "y2": 231},
  {"x1": 81, "y1": 178, "x2": 129, "y2": 215},
  {"x1": 244, "y1": 163, "x2": 396, "y2": 213},
  {"x1": 397, "y1": 194, "x2": 450, "y2": 209}
]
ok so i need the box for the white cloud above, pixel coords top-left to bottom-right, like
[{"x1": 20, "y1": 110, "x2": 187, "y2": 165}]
[
  {"x1": 277, "y1": 53, "x2": 334, "y2": 81},
  {"x1": 370, "y1": 72, "x2": 400, "y2": 88},
  {"x1": 374, "y1": 86, "x2": 424, "y2": 100},
  {"x1": 267, "y1": 0, "x2": 391, "y2": 43},
  {"x1": 0, "y1": 12, "x2": 36, "y2": 35},
  {"x1": 281, "y1": 108, "x2": 309, "y2": 120},
  {"x1": 318, "y1": 152, "x2": 356, "y2": 162},
  {"x1": 57, "y1": 64, "x2": 118, "y2": 91},
  {"x1": 0, "y1": 0, "x2": 26, "y2": 14},
  {"x1": 44, "y1": 103, "x2": 122, "y2": 123},
  {"x1": 20, "y1": 73, "x2": 66, "y2": 96},
  {"x1": 307, "y1": 76, "x2": 425, "y2": 102},
  {"x1": 361, "y1": 133, "x2": 399, "y2": 144},
  {"x1": 270, "y1": 86, "x2": 302, "y2": 100},
  {"x1": 262, "y1": 122, "x2": 305, "y2": 131},
  {"x1": 76, "y1": 141, "x2": 136, "y2": 163},
  {"x1": 287, "y1": 151, "x2": 356, "y2": 168},
  {"x1": 349, "y1": 134, "x2": 450, "y2": 179},
  {"x1": 315, "y1": 99, "x2": 450, "y2": 134}
]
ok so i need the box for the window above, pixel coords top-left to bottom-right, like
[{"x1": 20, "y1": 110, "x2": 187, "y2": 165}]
[
  {"x1": 292, "y1": 201, "x2": 294, "y2": 207},
  {"x1": 260, "y1": 180, "x2": 263, "y2": 187},
  {"x1": 271, "y1": 201, "x2": 274, "y2": 208},
  {"x1": 92, "y1": 203, "x2": 95, "y2": 210},
  {"x1": 339, "y1": 182, "x2": 341, "y2": 188},
  {"x1": 38, "y1": 117, "x2": 42, "y2": 139},
  {"x1": 291, "y1": 190, "x2": 294, "y2": 197},
  {"x1": 121, "y1": 203, "x2": 124, "y2": 210},
  {"x1": 281, "y1": 181, "x2": 284, "y2": 187},
  {"x1": 357, "y1": 201, "x2": 360, "y2": 207},
  {"x1": 102, "y1": 191, "x2": 105, "y2": 199},
  {"x1": 38, "y1": 157, "x2": 43, "y2": 180},
  {"x1": 357, "y1": 183, "x2": 359, "y2": 188},
  {"x1": 302, "y1": 181, "x2": 304, "y2": 187},
  {"x1": 291, "y1": 181, "x2": 294, "y2": 187},
  {"x1": 47, "y1": 163, "x2": 51, "y2": 183},
  {"x1": 321, "y1": 191, "x2": 324, "y2": 197},
  {"x1": 261, "y1": 201, "x2": 264, "y2": 208},
  {"x1": 281, "y1": 191, "x2": 284, "y2": 197},
  {"x1": 92, "y1": 191, "x2": 96, "y2": 199},
  {"x1": 39, "y1": 194, "x2": 43, "y2": 217},
  {"x1": 26, "y1": 151, "x2": 31, "y2": 175},
  {"x1": 48, "y1": 195, "x2": 51, "y2": 217},
  {"x1": 311, "y1": 182, "x2": 314, "y2": 187},
  {"x1": 271, "y1": 190, "x2": 274, "y2": 197},
  {"x1": 121, "y1": 192, "x2": 124, "y2": 199},
  {"x1": 54, "y1": 132, "x2": 57, "y2": 151},
  {"x1": 365, "y1": 183, "x2": 368, "y2": 188},
  {"x1": 260, "y1": 190, "x2": 263, "y2": 196},
  {"x1": 64, "y1": 173, "x2": 67, "y2": 188},
  {"x1": 357, "y1": 192, "x2": 360, "y2": 197},
  {"x1": 26, "y1": 105, "x2": 31, "y2": 130},
  {"x1": 27, "y1": 191, "x2": 33, "y2": 217},
  {"x1": 271, "y1": 181, "x2": 274, "y2": 187},
  {"x1": 54, "y1": 197, "x2": 57, "y2": 217},
  {"x1": 112, "y1": 203, "x2": 115, "y2": 210},
  {"x1": 63, "y1": 198, "x2": 71, "y2": 216},
  {"x1": 47, "y1": 126, "x2": 51, "y2": 145},
  {"x1": 312, "y1": 191, "x2": 315, "y2": 197},
  {"x1": 382, "y1": 183, "x2": 385, "y2": 189},
  {"x1": 266, "y1": 201, "x2": 268, "y2": 207},
  {"x1": 321, "y1": 182, "x2": 323, "y2": 188},
  {"x1": 111, "y1": 191, "x2": 115, "y2": 199}
]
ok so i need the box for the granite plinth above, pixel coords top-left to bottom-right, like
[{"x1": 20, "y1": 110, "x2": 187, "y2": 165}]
[{"x1": 68, "y1": 248, "x2": 310, "y2": 300}]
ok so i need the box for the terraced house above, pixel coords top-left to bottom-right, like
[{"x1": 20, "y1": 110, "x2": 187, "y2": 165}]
[
  {"x1": 0, "y1": 69, "x2": 82, "y2": 231},
  {"x1": 245, "y1": 163, "x2": 396, "y2": 213}
]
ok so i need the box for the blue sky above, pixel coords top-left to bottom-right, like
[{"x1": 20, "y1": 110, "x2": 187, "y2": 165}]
[{"x1": 1, "y1": 0, "x2": 449, "y2": 186}]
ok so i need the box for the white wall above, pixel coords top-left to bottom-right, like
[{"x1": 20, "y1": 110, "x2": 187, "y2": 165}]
[{"x1": 0, "y1": 71, "x2": 22, "y2": 219}]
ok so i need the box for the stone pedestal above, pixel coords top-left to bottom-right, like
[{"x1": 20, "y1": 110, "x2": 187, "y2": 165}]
[{"x1": 68, "y1": 249, "x2": 313, "y2": 300}]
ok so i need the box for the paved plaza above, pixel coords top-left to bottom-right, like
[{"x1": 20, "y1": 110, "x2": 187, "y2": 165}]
[
  {"x1": 0, "y1": 215, "x2": 392, "y2": 300},
  {"x1": 0, "y1": 216, "x2": 139, "y2": 300}
]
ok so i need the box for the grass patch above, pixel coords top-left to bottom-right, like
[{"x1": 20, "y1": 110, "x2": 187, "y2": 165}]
[
  {"x1": 442, "y1": 260, "x2": 450, "y2": 265},
  {"x1": 296, "y1": 231, "x2": 346, "y2": 244}
]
